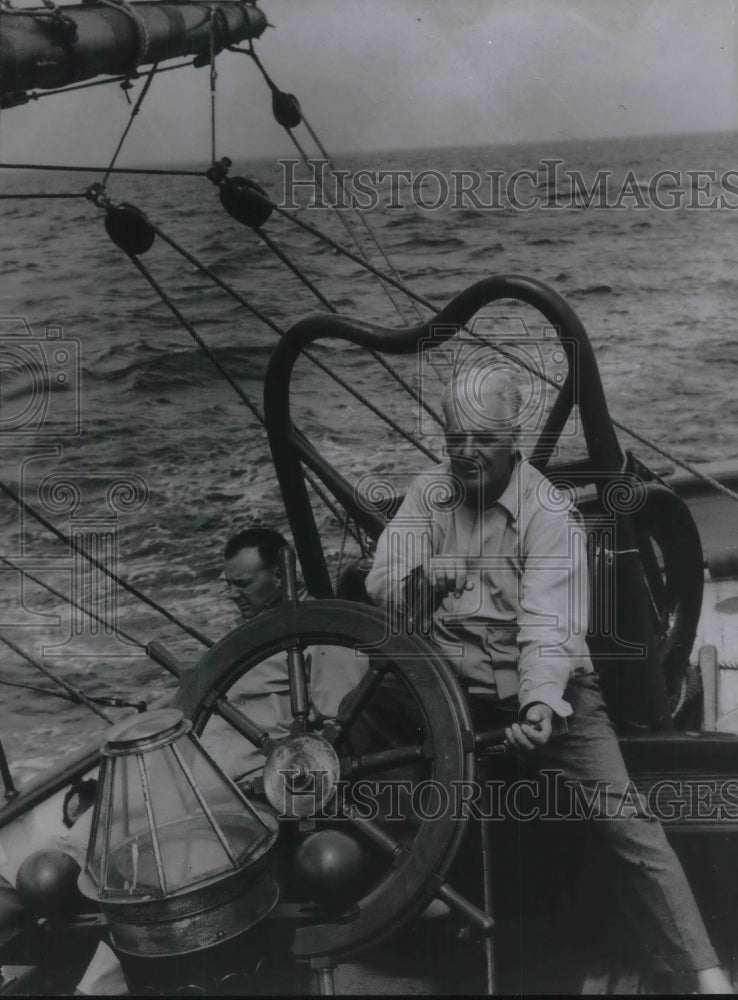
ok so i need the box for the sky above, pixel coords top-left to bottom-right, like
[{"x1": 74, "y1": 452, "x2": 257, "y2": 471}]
[{"x1": 1, "y1": 0, "x2": 737, "y2": 164}]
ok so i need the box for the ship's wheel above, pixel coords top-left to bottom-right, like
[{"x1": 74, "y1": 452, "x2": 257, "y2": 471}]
[{"x1": 173, "y1": 585, "x2": 489, "y2": 972}]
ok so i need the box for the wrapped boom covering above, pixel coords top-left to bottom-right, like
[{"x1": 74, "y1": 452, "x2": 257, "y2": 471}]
[{"x1": 0, "y1": 1, "x2": 266, "y2": 95}]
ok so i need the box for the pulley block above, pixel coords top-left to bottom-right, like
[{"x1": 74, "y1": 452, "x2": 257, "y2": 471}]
[
  {"x1": 219, "y1": 176, "x2": 273, "y2": 229},
  {"x1": 272, "y1": 90, "x2": 302, "y2": 129},
  {"x1": 104, "y1": 203, "x2": 156, "y2": 256}
]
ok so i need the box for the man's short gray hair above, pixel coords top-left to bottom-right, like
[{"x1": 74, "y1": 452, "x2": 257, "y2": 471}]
[{"x1": 442, "y1": 360, "x2": 522, "y2": 442}]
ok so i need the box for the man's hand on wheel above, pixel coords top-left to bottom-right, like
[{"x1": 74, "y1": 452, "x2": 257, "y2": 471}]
[
  {"x1": 429, "y1": 558, "x2": 474, "y2": 599},
  {"x1": 505, "y1": 702, "x2": 554, "y2": 751}
]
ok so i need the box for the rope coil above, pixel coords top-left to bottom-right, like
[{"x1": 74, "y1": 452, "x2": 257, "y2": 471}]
[{"x1": 97, "y1": 0, "x2": 152, "y2": 68}]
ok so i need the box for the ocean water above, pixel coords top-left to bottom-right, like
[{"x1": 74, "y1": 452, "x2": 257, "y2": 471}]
[{"x1": 0, "y1": 129, "x2": 737, "y2": 781}]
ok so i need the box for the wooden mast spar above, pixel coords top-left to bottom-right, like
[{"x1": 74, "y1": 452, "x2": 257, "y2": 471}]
[{"x1": 0, "y1": 1, "x2": 267, "y2": 101}]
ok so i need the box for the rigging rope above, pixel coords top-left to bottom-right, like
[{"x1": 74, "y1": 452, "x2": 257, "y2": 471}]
[
  {"x1": 0, "y1": 673, "x2": 145, "y2": 712},
  {"x1": 131, "y1": 232, "x2": 367, "y2": 543},
  {"x1": 148, "y1": 218, "x2": 439, "y2": 460},
  {"x1": 230, "y1": 41, "x2": 424, "y2": 329},
  {"x1": 256, "y1": 227, "x2": 334, "y2": 311},
  {"x1": 608, "y1": 422, "x2": 738, "y2": 505},
  {"x1": 102, "y1": 60, "x2": 159, "y2": 188},
  {"x1": 131, "y1": 195, "x2": 738, "y2": 504},
  {"x1": 23, "y1": 60, "x2": 195, "y2": 101},
  {"x1": 0, "y1": 551, "x2": 145, "y2": 649},
  {"x1": 304, "y1": 471, "x2": 363, "y2": 549},
  {"x1": 260, "y1": 195, "x2": 738, "y2": 503},
  {"x1": 3, "y1": 45, "x2": 736, "y2": 509},
  {"x1": 254, "y1": 226, "x2": 443, "y2": 427},
  {"x1": 286, "y1": 128, "x2": 421, "y2": 328},
  {"x1": 304, "y1": 113, "x2": 426, "y2": 325},
  {"x1": 0, "y1": 630, "x2": 114, "y2": 722},
  {"x1": 334, "y1": 514, "x2": 350, "y2": 592},
  {"x1": 126, "y1": 250, "x2": 264, "y2": 424},
  {"x1": 209, "y1": 7, "x2": 217, "y2": 164},
  {"x1": 0, "y1": 478, "x2": 214, "y2": 647},
  {"x1": 2, "y1": 154, "x2": 734, "y2": 502},
  {"x1": 0, "y1": 162, "x2": 207, "y2": 176},
  {"x1": 0, "y1": 192, "x2": 85, "y2": 198}
]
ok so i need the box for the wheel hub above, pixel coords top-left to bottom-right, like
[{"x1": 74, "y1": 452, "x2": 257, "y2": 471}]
[{"x1": 263, "y1": 733, "x2": 341, "y2": 818}]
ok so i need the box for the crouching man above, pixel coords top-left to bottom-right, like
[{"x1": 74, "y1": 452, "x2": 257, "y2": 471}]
[
  {"x1": 75, "y1": 525, "x2": 365, "y2": 994},
  {"x1": 219, "y1": 526, "x2": 368, "y2": 779}
]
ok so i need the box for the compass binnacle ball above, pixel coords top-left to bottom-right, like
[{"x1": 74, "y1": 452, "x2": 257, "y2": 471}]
[
  {"x1": 16, "y1": 849, "x2": 82, "y2": 918},
  {"x1": 293, "y1": 830, "x2": 370, "y2": 909}
]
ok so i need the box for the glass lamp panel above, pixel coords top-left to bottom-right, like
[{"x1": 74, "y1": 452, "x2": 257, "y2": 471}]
[
  {"x1": 146, "y1": 744, "x2": 235, "y2": 891},
  {"x1": 87, "y1": 711, "x2": 275, "y2": 899},
  {"x1": 179, "y1": 733, "x2": 272, "y2": 864},
  {"x1": 105, "y1": 754, "x2": 162, "y2": 895},
  {"x1": 87, "y1": 754, "x2": 114, "y2": 889}
]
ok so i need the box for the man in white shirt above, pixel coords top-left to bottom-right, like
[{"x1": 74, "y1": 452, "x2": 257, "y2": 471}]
[{"x1": 365, "y1": 360, "x2": 731, "y2": 993}]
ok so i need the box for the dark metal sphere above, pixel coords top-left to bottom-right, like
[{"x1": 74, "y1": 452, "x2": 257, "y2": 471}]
[
  {"x1": 15, "y1": 849, "x2": 82, "y2": 917},
  {"x1": 293, "y1": 830, "x2": 368, "y2": 909}
]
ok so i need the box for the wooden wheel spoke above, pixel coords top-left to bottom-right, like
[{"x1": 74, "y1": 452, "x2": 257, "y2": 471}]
[
  {"x1": 214, "y1": 697, "x2": 270, "y2": 752},
  {"x1": 323, "y1": 659, "x2": 389, "y2": 747},
  {"x1": 178, "y1": 598, "x2": 474, "y2": 959},
  {"x1": 345, "y1": 810, "x2": 493, "y2": 934},
  {"x1": 345, "y1": 808, "x2": 407, "y2": 859},
  {"x1": 340, "y1": 743, "x2": 431, "y2": 778},
  {"x1": 286, "y1": 643, "x2": 312, "y2": 732}
]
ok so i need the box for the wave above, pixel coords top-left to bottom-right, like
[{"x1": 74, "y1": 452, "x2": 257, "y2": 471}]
[
  {"x1": 569, "y1": 284, "x2": 614, "y2": 297},
  {"x1": 0, "y1": 131, "x2": 735, "y2": 767},
  {"x1": 88, "y1": 342, "x2": 275, "y2": 387},
  {"x1": 395, "y1": 234, "x2": 466, "y2": 250},
  {"x1": 705, "y1": 278, "x2": 738, "y2": 296},
  {"x1": 526, "y1": 237, "x2": 574, "y2": 246}
]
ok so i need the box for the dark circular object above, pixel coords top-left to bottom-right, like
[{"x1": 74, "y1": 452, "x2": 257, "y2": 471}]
[
  {"x1": 105, "y1": 204, "x2": 155, "y2": 256},
  {"x1": 16, "y1": 849, "x2": 82, "y2": 917},
  {"x1": 174, "y1": 599, "x2": 474, "y2": 960},
  {"x1": 632, "y1": 484, "x2": 704, "y2": 707},
  {"x1": 219, "y1": 177, "x2": 272, "y2": 229},
  {"x1": 584, "y1": 482, "x2": 703, "y2": 722},
  {"x1": 62, "y1": 776, "x2": 97, "y2": 829},
  {"x1": 272, "y1": 90, "x2": 302, "y2": 129},
  {"x1": 294, "y1": 831, "x2": 367, "y2": 908}
]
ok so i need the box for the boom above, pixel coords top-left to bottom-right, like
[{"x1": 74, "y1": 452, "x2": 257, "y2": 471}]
[{"x1": 0, "y1": 1, "x2": 266, "y2": 98}]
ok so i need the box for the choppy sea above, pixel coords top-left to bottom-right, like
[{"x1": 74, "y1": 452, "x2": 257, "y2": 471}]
[{"x1": 0, "y1": 129, "x2": 737, "y2": 782}]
